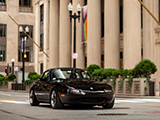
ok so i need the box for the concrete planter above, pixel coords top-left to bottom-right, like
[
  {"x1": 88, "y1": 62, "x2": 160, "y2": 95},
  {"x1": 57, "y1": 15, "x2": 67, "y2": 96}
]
[
  {"x1": 0, "y1": 82, "x2": 14, "y2": 91},
  {"x1": 0, "y1": 85, "x2": 8, "y2": 91},
  {"x1": 25, "y1": 84, "x2": 32, "y2": 92},
  {"x1": 115, "y1": 78, "x2": 155, "y2": 96}
]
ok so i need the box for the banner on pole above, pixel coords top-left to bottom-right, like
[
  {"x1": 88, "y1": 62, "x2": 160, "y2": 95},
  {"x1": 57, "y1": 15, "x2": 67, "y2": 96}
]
[{"x1": 81, "y1": 5, "x2": 87, "y2": 43}]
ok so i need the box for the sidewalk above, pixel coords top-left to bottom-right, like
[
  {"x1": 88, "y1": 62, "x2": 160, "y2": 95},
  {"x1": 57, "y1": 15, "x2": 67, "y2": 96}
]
[{"x1": 115, "y1": 95, "x2": 160, "y2": 99}]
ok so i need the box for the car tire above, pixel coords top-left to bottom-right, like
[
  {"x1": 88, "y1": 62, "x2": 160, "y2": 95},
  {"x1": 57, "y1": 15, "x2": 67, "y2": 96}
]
[
  {"x1": 29, "y1": 89, "x2": 39, "y2": 106},
  {"x1": 103, "y1": 99, "x2": 114, "y2": 109},
  {"x1": 50, "y1": 90, "x2": 63, "y2": 109}
]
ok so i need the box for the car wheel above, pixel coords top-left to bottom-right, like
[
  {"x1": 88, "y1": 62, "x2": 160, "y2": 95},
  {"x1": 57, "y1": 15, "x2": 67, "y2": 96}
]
[
  {"x1": 29, "y1": 89, "x2": 39, "y2": 106},
  {"x1": 50, "y1": 90, "x2": 63, "y2": 109},
  {"x1": 103, "y1": 99, "x2": 114, "y2": 109}
]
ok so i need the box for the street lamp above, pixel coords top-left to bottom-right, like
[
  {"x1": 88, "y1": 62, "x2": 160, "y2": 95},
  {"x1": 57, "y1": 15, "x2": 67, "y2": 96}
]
[
  {"x1": 19, "y1": 25, "x2": 29, "y2": 83},
  {"x1": 68, "y1": 2, "x2": 81, "y2": 68},
  {"x1": 11, "y1": 58, "x2": 15, "y2": 74}
]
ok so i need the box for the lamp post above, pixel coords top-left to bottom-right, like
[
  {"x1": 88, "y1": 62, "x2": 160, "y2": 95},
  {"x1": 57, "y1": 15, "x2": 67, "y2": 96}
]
[
  {"x1": 68, "y1": 2, "x2": 81, "y2": 68},
  {"x1": 11, "y1": 58, "x2": 15, "y2": 74},
  {"x1": 19, "y1": 26, "x2": 29, "y2": 83}
]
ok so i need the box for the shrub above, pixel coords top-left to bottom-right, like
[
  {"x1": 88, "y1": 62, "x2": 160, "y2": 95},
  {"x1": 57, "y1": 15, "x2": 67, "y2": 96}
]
[
  {"x1": 86, "y1": 64, "x2": 101, "y2": 74},
  {"x1": 31, "y1": 74, "x2": 41, "y2": 80},
  {"x1": 134, "y1": 59, "x2": 157, "y2": 77},
  {"x1": 92, "y1": 68, "x2": 104, "y2": 81},
  {"x1": 0, "y1": 74, "x2": 4, "y2": 77},
  {"x1": 24, "y1": 72, "x2": 41, "y2": 85},
  {"x1": 8, "y1": 74, "x2": 16, "y2": 81},
  {"x1": 28, "y1": 72, "x2": 37, "y2": 79},
  {"x1": 0, "y1": 76, "x2": 8, "y2": 86},
  {"x1": 24, "y1": 80, "x2": 35, "y2": 85},
  {"x1": 102, "y1": 69, "x2": 115, "y2": 78}
]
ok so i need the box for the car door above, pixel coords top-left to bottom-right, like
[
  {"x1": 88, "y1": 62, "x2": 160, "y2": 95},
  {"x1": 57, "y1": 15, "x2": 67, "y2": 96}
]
[{"x1": 36, "y1": 70, "x2": 51, "y2": 102}]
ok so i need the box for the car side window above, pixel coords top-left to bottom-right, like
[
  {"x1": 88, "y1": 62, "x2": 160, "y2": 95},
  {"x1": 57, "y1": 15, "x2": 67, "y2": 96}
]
[{"x1": 41, "y1": 70, "x2": 50, "y2": 82}]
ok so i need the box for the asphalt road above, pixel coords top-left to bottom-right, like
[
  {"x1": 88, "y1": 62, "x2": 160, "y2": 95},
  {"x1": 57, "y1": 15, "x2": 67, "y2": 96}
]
[{"x1": 1, "y1": 91, "x2": 160, "y2": 120}]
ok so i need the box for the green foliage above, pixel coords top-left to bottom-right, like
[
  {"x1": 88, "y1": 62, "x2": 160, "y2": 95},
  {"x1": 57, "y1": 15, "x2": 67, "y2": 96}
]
[
  {"x1": 0, "y1": 74, "x2": 4, "y2": 77},
  {"x1": 28, "y1": 72, "x2": 37, "y2": 79},
  {"x1": 86, "y1": 64, "x2": 101, "y2": 75},
  {"x1": 87, "y1": 59, "x2": 157, "y2": 88},
  {"x1": 134, "y1": 59, "x2": 157, "y2": 77},
  {"x1": 92, "y1": 68, "x2": 104, "y2": 81},
  {"x1": 0, "y1": 76, "x2": 9, "y2": 86},
  {"x1": 8, "y1": 74, "x2": 16, "y2": 81},
  {"x1": 24, "y1": 72, "x2": 41, "y2": 85},
  {"x1": 32, "y1": 74, "x2": 41, "y2": 80},
  {"x1": 102, "y1": 69, "x2": 115, "y2": 78},
  {"x1": 24, "y1": 80, "x2": 35, "y2": 85}
]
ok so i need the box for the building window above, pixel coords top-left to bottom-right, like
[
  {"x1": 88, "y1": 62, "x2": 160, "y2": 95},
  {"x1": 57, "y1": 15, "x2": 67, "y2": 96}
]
[
  {"x1": 159, "y1": 0, "x2": 160, "y2": 21},
  {"x1": 18, "y1": 25, "x2": 33, "y2": 62},
  {"x1": 0, "y1": 0, "x2": 5, "y2": 5},
  {"x1": 84, "y1": 0, "x2": 87, "y2": 5},
  {"x1": 40, "y1": 4, "x2": 44, "y2": 51},
  {"x1": 141, "y1": 0, "x2": 143, "y2": 28},
  {"x1": 120, "y1": 0, "x2": 123, "y2": 33},
  {"x1": 19, "y1": 0, "x2": 32, "y2": 7},
  {"x1": 19, "y1": 0, "x2": 33, "y2": 13},
  {"x1": 40, "y1": 63, "x2": 43, "y2": 74},
  {"x1": 0, "y1": 24, "x2": 6, "y2": 62},
  {"x1": 101, "y1": 12, "x2": 104, "y2": 37}
]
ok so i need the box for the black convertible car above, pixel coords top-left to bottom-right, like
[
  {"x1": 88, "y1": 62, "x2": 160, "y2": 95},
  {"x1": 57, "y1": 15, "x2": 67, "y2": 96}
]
[{"x1": 29, "y1": 68, "x2": 115, "y2": 109}]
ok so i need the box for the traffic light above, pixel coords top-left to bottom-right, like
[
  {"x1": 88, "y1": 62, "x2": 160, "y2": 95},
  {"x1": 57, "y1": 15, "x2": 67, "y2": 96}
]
[
  {"x1": 24, "y1": 53, "x2": 27, "y2": 59},
  {"x1": 5, "y1": 66, "x2": 8, "y2": 76}
]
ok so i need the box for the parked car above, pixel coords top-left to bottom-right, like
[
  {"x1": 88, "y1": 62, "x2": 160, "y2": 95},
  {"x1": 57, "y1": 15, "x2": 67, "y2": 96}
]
[{"x1": 29, "y1": 68, "x2": 115, "y2": 109}]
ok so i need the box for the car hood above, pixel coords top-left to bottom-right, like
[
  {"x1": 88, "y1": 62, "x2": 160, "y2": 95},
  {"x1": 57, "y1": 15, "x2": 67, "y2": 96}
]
[{"x1": 62, "y1": 79, "x2": 111, "y2": 91}]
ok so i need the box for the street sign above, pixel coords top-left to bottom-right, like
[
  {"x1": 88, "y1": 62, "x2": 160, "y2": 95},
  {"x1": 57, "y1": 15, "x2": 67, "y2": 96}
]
[
  {"x1": 73, "y1": 53, "x2": 78, "y2": 59},
  {"x1": 0, "y1": 54, "x2": 3, "y2": 57},
  {"x1": 14, "y1": 67, "x2": 18, "y2": 72}
]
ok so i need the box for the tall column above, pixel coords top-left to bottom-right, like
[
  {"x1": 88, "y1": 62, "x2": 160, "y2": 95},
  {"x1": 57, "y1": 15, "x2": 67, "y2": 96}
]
[
  {"x1": 72, "y1": 0, "x2": 85, "y2": 69},
  {"x1": 123, "y1": 0, "x2": 141, "y2": 69},
  {"x1": 143, "y1": 0, "x2": 151, "y2": 60},
  {"x1": 34, "y1": 3, "x2": 40, "y2": 73},
  {"x1": 43, "y1": 0, "x2": 49, "y2": 70},
  {"x1": 49, "y1": 0, "x2": 59, "y2": 68},
  {"x1": 59, "y1": 0, "x2": 71, "y2": 67},
  {"x1": 104, "y1": 0, "x2": 120, "y2": 69},
  {"x1": 143, "y1": 0, "x2": 160, "y2": 96},
  {"x1": 87, "y1": 0, "x2": 101, "y2": 66}
]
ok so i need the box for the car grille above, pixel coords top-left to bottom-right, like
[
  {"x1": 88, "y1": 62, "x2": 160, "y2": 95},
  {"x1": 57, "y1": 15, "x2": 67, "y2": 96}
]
[{"x1": 79, "y1": 97, "x2": 106, "y2": 103}]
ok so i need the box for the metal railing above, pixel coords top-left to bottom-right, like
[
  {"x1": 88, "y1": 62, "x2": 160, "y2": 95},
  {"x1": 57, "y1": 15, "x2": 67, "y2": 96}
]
[
  {"x1": 19, "y1": 6, "x2": 33, "y2": 13},
  {"x1": 0, "y1": 5, "x2": 6, "y2": 11}
]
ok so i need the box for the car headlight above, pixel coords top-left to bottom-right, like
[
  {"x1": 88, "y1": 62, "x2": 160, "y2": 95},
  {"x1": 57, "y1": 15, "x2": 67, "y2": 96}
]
[
  {"x1": 67, "y1": 86, "x2": 86, "y2": 95},
  {"x1": 71, "y1": 89, "x2": 80, "y2": 93}
]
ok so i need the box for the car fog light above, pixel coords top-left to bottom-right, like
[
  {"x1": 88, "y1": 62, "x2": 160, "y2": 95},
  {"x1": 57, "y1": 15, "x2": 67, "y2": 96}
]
[{"x1": 61, "y1": 94, "x2": 65, "y2": 97}]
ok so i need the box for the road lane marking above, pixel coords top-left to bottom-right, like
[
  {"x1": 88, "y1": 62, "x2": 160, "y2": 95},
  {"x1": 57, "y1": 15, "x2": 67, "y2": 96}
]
[
  {"x1": 115, "y1": 99, "x2": 160, "y2": 103},
  {"x1": 0, "y1": 99, "x2": 28, "y2": 104}
]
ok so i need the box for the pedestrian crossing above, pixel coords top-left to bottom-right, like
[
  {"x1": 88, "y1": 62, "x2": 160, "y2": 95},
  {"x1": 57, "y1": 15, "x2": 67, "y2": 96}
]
[
  {"x1": 0, "y1": 98, "x2": 160, "y2": 105},
  {"x1": 115, "y1": 98, "x2": 160, "y2": 103}
]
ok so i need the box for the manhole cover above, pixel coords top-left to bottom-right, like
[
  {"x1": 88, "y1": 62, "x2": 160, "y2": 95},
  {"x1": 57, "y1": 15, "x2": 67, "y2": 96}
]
[{"x1": 97, "y1": 113, "x2": 128, "y2": 116}]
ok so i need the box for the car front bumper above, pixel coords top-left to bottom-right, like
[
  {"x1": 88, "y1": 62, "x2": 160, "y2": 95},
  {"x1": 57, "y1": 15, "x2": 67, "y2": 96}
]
[{"x1": 58, "y1": 92, "x2": 114, "y2": 105}]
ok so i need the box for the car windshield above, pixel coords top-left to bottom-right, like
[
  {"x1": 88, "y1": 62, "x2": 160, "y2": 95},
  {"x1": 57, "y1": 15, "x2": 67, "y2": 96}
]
[{"x1": 52, "y1": 68, "x2": 92, "y2": 80}]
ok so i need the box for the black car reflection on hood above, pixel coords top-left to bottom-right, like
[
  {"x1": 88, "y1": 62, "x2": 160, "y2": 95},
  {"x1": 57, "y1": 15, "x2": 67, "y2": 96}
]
[{"x1": 29, "y1": 68, "x2": 115, "y2": 109}]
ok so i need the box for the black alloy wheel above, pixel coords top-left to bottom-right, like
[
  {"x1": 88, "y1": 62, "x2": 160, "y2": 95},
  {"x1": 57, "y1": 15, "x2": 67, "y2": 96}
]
[
  {"x1": 29, "y1": 89, "x2": 39, "y2": 106},
  {"x1": 50, "y1": 90, "x2": 63, "y2": 109}
]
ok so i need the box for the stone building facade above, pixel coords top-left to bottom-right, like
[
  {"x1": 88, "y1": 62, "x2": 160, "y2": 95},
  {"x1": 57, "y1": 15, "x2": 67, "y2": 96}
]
[{"x1": 1, "y1": 0, "x2": 160, "y2": 96}]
